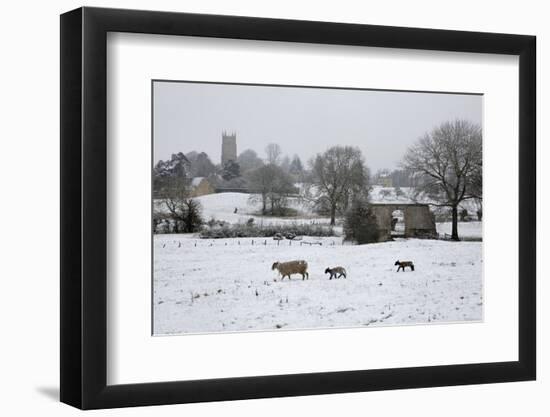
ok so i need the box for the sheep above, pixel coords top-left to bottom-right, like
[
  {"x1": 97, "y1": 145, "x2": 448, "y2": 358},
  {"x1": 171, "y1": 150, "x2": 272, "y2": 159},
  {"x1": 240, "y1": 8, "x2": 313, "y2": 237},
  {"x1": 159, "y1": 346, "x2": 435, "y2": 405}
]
[
  {"x1": 324, "y1": 266, "x2": 347, "y2": 280},
  {"x1": 395, "y1": 260, "x2": 415, "y2": 272},
  {"x1": 272, "y1": 260, "x2": 309, "y2": 280}
]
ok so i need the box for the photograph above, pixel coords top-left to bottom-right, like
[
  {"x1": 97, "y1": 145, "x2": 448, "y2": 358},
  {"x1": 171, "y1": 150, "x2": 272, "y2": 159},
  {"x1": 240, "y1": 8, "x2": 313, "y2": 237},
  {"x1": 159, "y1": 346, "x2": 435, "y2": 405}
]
[
  {"x1": 152, "y1": 81, "x2": 484, "y2": 336},
  {"x1": 52, "y1": 3, "x2": 539, "y2": 411}
]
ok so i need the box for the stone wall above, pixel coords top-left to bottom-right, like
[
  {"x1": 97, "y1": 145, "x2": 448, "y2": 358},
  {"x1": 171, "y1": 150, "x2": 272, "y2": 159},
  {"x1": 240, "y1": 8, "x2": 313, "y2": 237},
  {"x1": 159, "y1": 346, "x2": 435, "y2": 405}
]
[{"x1": 371, "y1": 204, "x2": 437, "y2": 242}]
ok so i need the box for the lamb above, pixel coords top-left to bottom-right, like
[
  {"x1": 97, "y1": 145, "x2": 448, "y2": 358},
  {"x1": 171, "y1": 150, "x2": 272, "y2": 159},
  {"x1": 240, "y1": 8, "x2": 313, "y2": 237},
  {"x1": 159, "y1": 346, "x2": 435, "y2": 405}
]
[
  {"x1": 272, "y1": 260, "x2": 309, "y2": 280},
  {"x1": 395, "y1": 260, "x2": 415, "y2": 272},
  {"x1": 324, "y1": 266, "x2": 347, "y2": 280}
]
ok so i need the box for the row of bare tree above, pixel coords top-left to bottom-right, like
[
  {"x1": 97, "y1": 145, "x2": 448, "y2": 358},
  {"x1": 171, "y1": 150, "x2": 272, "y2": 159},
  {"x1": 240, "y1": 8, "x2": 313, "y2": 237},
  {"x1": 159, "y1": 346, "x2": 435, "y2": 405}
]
[
  {"x1": 154, "y1": 119, "x2": 482, "y2": 241},
  {"x1": 229, "y1": 119, "x2": 482, "y2": 241},
  {"x1": 246, "y1": 145, "x2": 369, "y2": 223}
]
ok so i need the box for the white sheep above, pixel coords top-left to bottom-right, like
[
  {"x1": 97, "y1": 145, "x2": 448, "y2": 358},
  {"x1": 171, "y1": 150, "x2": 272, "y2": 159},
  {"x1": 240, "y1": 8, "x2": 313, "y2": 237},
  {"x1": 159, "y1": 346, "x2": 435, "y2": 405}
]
[{"x1": 272, "y1": 260, "x2": 309, "y2": 280}]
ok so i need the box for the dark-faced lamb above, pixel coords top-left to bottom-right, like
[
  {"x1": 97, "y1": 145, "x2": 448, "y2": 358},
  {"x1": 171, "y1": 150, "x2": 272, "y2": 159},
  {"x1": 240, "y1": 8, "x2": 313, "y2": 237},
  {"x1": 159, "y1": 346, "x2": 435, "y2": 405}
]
[
  {"x1": 272, "y1": 260, "x2": 309, "y2": 280},
  {"x1": 395, "y1": 260, "x2": 415, "y2": 272},
  {"x1": 324, "y1": 266, "x2": 347, "y2": 280}
]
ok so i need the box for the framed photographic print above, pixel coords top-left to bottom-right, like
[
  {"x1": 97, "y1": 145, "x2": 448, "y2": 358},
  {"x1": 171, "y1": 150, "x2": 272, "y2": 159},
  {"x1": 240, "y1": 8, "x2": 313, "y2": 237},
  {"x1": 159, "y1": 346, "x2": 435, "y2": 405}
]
[{"x1": 60, "y1": 6, "x2": 536, "y2": 410}]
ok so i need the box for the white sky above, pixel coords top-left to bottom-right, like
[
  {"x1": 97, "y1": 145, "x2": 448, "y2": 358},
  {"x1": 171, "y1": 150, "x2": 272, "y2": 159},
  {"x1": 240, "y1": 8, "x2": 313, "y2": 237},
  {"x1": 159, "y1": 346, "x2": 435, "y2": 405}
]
[{"x1": 153, "y1": 81, "x2": 482, "y2": 172}]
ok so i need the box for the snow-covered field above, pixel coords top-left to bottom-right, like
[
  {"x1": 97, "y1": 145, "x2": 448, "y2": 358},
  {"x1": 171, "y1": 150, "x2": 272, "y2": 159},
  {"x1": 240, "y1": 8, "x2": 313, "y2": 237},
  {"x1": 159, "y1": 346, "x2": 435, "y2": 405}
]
[
  {"x1": 195, "y1": 192, "x2": 326, "y2": 226},
  {"x1": 436, "y1": 221, "x2": 483, "y2": 239},
  {"x1": 153, "y1": 236, "x2": 483, "y2": 335},
  {"x1": 153, "y1": 185, "x2": 483, "y2": 335}
]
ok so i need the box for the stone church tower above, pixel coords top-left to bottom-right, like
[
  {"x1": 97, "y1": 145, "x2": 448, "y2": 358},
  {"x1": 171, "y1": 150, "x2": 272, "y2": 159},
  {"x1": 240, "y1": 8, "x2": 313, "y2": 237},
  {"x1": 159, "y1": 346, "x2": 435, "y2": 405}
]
[{"x1": 221, "y1": 131, "x2": 237, "y2": 165}]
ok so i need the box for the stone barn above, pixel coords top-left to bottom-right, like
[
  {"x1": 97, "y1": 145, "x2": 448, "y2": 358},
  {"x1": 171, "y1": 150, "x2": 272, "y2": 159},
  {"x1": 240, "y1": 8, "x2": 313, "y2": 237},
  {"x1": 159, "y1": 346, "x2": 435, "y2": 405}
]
[{"x1": 370, "y1": 203, "x2": 437, "y2": 242}]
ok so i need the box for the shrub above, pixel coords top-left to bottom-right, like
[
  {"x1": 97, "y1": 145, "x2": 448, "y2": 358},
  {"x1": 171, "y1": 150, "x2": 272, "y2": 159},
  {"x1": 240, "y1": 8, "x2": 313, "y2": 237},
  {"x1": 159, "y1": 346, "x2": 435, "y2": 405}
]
[
  {"x1": 155, "y1": 198, "x2": 204, "y2": 233},
  {"x1": 343, "y1": 198, "x2": 379, "y2": 244},
  {"x1": 253, "y1": 207, "x2": 300, "y2": 217},
  {"x1": 199, "y1": 221, "x2": 334, "y2": 239}
]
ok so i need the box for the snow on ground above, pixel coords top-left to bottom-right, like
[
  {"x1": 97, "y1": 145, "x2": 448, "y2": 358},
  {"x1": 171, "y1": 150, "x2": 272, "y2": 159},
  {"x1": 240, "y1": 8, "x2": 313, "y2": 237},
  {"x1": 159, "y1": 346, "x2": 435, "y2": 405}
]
[
  {"x1": 436, "y1": 221, "x2": 482, "y2": 239},
  {"x1": 192, "y1": 192, "x2": 259, "y2": 223},
  {"x1": 153, "y1": 236, "x2": 483, "y2": 335}
]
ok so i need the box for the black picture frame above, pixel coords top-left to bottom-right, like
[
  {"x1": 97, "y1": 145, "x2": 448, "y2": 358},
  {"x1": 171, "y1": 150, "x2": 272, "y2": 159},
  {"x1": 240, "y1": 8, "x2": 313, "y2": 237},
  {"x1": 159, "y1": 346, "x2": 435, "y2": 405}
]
[{"x1": 60, "y1": 6, "x2": 536, "y2": 410}]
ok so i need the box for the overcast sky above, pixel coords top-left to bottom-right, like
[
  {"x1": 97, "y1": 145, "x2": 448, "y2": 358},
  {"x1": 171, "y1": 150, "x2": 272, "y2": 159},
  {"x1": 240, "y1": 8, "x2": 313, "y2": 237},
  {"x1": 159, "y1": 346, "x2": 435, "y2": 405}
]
[{"x1": 153, "y1": 81, "x2": 482, "y2": 172}]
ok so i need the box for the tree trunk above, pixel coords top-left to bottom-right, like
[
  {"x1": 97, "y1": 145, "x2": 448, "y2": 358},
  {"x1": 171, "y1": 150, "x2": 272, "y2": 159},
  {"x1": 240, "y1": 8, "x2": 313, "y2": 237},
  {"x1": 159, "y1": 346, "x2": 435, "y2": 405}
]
[
  {"x1": 451, "y1": 205, "x2": 459, "y2": 241},
  {"x1": 330, "y1": 204, "x2": 336, "y2": 226}
]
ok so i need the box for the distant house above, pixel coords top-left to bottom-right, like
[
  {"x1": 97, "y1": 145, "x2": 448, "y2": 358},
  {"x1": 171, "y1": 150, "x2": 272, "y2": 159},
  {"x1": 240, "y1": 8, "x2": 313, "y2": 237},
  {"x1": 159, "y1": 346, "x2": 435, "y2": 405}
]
[
  {"x1": 377, "y1": 176, "x2": 393, "y2": 188},
  {"x1": 190, "y1": 177, "x2": 215, "y2": 197}
]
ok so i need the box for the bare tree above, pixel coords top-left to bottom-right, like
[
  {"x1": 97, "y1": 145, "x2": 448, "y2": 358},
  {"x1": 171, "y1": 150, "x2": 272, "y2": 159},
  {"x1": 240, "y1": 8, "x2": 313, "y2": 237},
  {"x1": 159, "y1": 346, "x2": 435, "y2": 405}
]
[
  {"x1": 247, "y1": 165, "x2": 273, "y2": 214},
  {"x1": 289, "y1": 154, "x2": 304, "y2": 178},
  {"x1": 247, "y1": 164, "x2": 296, "y2": 215},
  {"x1": 402, "y1": 119, "x2": 482, "y2": 241},
  {"x1": 265, "y1": 143, "x2": 282, "y2": 165},
  {"x1": 311, "y1": 146, "x2": 369, "y2": 225},
  {"x1": 280, "y1": 155, "x2": 291, "y2": 173},
  {"x1": 237, "y1": 149, "x2": 264, "y2": 173},
  {"x1": 469, "y1": 153, "x2": 483, "y2": 220}
]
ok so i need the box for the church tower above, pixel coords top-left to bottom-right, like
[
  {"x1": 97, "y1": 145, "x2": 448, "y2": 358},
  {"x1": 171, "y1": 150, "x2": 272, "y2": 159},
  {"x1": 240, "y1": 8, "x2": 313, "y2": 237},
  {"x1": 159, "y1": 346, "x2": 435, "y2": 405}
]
[{"x1": 221, "y1": 131, "x2": 237, "y2": 165}]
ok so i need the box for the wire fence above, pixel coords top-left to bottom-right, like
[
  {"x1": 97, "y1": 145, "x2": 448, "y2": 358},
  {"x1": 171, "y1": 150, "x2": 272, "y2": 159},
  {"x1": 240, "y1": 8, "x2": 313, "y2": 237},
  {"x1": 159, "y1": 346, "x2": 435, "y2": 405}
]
[
  {"x1": 155, "y1": 234, "x2": 481, "y2": 250},
  {"x1": 156, "y1": 237, "x2": 349, "y2": 249}
]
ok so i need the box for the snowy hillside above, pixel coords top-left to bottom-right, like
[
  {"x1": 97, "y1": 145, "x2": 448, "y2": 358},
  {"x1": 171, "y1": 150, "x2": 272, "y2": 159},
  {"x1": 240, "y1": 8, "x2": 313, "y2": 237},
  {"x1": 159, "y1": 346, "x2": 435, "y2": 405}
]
[
  {"x1": 153, "y1": 236, "x2": 483, "y2": 335},
  {"x1": 156, "y1": 192, "x2": 329, "y2": 226}
]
